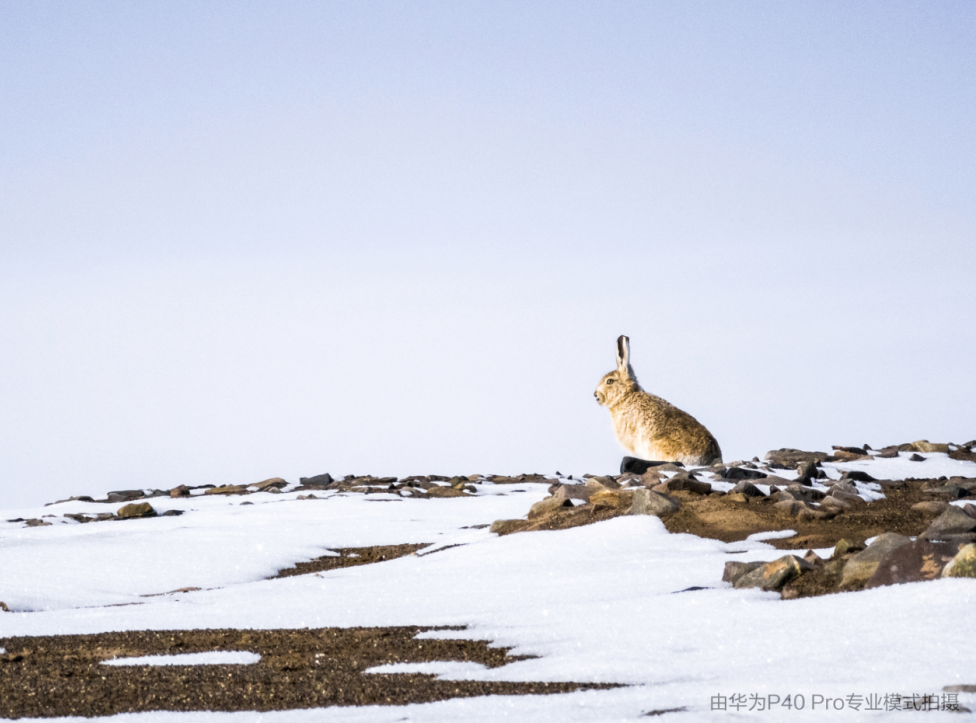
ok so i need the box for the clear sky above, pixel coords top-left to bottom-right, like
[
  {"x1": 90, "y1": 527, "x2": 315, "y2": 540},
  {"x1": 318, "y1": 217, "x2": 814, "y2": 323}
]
[{"x1": 2, "y1": 2, "x2": 974, "y2": 508}]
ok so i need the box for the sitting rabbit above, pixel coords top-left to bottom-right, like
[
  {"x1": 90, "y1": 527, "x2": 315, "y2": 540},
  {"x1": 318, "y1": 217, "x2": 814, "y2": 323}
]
[{"x1": 595, "y1": 335, "x2": 722, "y2": 466}]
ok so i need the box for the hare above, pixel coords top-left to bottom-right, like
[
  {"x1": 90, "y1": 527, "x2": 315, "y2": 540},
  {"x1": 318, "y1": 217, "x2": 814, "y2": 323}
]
[{"x1": 594, "y1": 335, "x2": 722, "y2": 466}]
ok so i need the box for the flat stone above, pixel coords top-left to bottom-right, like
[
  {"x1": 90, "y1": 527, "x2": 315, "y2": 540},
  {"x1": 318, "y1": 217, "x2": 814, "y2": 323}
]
[
  {"x1": 841, "y1": 470, "x2": 877, "y2": 482},
  {"x1": 551, "y1": 484, "x2": 592, "y2": 503},
  {"x1": 205, "y1": 485, "x2": 249, "y2": 496},
  {"x1": 764, "y1": 449, "x2": 828, "y2": 468},
  {"x1": 629, "y1": 489, "x2": 680, "y2": 518},
  {"x1": 722, "y1": 561, "x2": 763, "y2": 584},
  {"x1": 489, "y1": 519, "x2": 523, "y2": 535},
  {"x1": 731, "y1": 481, "x2": 766, "y2": 498},
  {"x1": 425, "y1": 486, "x2": 471, "y2": 498},
  {"x1": 827, "y1": 489, "x2": 867, "y2": 508},
  {"x1": 840, "y1": 533, "x2": 911, "y2": 588},
  {"x1": 653, "y1": 478, "x2": 712, "y2": 495},
  {"x1": 161, "y1": 510, "x2": 184, "y2": 517},
  {"x1": 528, "y1": 496, "x2": 574, "y2": 519},
  {"x1": 117, "y1": 502, "x2": 157, "y2": 519},
  {"x1": 865, "y1": 540, "x2": 960, "y2": 589},
  {"x1": 734, "y1": 555, "x2": 812, "y2": 591},
  {"x1": 718, "y1": 467, "x2": 767, "y2": 481},
  {"x1": 253, "y1": 477, "x2": 288, "y2": 491},
  {"x1": 169, "y1": 485, "x2": 191, "y2": 498},
  {"x1": 786, "y1": 484, "x2": 826, "y2": 503},
  {"x1": 107, "y1": 490, "x2": 146, "y2": 503},
  {"x1": 921, "y1": 506, "x2": 976, "y2": 541},
  {"x1": 942, "y1": 543, "x2": 976, "y2": 578},
  {"x1": 620, "y1": 457, "x2": 683, "y2": 475},
  {"x1": 912, "y1": 501, "x2": 950, "y2": 516}
]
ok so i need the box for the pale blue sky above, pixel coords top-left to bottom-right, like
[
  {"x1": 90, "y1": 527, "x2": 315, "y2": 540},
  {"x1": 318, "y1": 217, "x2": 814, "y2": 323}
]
[{"x1": 2, "y1": 2, "x2": 974, "y2": 508}]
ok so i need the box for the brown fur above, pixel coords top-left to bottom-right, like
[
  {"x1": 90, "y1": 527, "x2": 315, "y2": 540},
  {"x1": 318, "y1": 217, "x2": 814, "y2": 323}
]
[{"x1": 594, "y1": 335, "x2": 722, "y2": 466}]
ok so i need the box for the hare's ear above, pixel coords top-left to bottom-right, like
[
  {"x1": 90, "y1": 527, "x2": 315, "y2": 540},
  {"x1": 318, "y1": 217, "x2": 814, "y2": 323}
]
[{"x1": 616, "y1": 335, "x2": 632, "y2": 377}]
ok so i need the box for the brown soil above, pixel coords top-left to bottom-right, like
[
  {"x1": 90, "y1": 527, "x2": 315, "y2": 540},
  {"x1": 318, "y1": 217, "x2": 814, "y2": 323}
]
[
  {"x1": 271, "y1": 544, "x2": 430, "y2": 579},
  {"x1": 663, "y1": 483, "x2": 932, "y2": 551},
  {"x1": 0, "y1": 627, "x2": 612, "y2": 718}
]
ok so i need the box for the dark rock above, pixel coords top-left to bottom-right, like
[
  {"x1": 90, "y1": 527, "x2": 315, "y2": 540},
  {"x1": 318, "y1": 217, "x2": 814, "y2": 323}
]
[
  {"x1": 25, "y1": 518, "x2": 52, "y2": 527},
  {"x1": 931, "y1": 484, "x2": 971, "y2": 500},
  {"x1": 786, "y1": 484, "x2": 826, "y2": 503},
  {"x1": 922, "y1": 506, "x2": 976, "y2": 541},
  {"x1": 620, "y1": 457, "x2": 682, "y2": 474},
  {"x1": 107, "y1": 490, "x2": 146, "y2": 503},
  {"x1": 653, "y1": 478, "x2": 712, "y2": 496},
  {"x1": 170, "y1": 485, "x2": 191, "y2": 498},
  {"x1": 833, "y1": 445, "x2": 868, "y2": 455},
  {"x1": 841, "y1": 470, "x2": 877, "y2": 483},
  {"x1": 731, "y1": 481, "x2": 766, "y2": 498},
  {"x1": 717, "y1": 467, "x2": 767, "y2": 481},
  {"x1": 865, "y1": 540, "x2": 960, "y2": 589},
  {"x1": 161, "y1": 509, "x2": 184, "y2": 517},
  {"x1": 117, "y1": 502, "x2": 157, "y2": 519},
  {"x1": 876, "y1": 448, "x2": 900, "y2": 458},
  {"x1": 764, "y1": 449, "x2": 828, "y2": 468},
  {"x1": 909, "y1": 453, "x2": 925, "y2": 462}
]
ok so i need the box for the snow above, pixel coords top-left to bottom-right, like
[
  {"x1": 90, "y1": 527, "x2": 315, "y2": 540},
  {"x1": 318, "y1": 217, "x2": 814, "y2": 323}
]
[
  {"x1": 3, "y1": 456, "x2": 976, "y2": 721},
  {"x1": 102, "y1": 651, "x2": 261, "y2": 667}
]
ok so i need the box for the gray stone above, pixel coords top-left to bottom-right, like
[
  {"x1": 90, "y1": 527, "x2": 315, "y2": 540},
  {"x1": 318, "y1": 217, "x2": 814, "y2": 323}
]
[
  {"x1": 107, "y1": 490, "x2": 146, "y2": 503},
  {"x1": 734, "y1": 555, "x2": 812, "y2": 591},
  {"x1": 551, "y1": 484, "x2": 592, "y2": 503},
  {"x1": 722, "y1": 561, "x2": 762, "y2": 584},
  {"x1": 630, "y1": 489, "x2": 680, "y2": 518},
  {"x1": 840, "y1": 533, "x2": 911, "y2": 588},
  {"x1": 912, "y1": 501, "x2": 949, "y2": 516},
  {"x1": 528, "y1": 496, "x2": 574, "y2": 519},
  {"x1": 865, "y1": 540, "x2": 960, "y2": 588},
  {"x1": 786, "y1": 484, "x2": 826, "y2": 503},
  {"x1": 764, "y1": 449, "x2": 828, "y2": 468},
  {"x1": 731, "y1": 481, "x2": 766, "y2": 498},
  {"x1": 921, "y1": 506, "x2": 976, "y2": 541}
]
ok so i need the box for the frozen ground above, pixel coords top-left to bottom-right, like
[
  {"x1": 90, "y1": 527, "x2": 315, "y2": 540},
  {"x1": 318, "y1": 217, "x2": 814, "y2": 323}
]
[{"x1": 2, "y1": 453, "x2": 976, "y2": 721}]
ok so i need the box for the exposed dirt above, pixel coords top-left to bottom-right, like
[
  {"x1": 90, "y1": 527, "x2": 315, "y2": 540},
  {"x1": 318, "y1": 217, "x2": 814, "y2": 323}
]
[
  {"x1": 271, "y1": 544, "x2": 430, "y2": 579},
  {"x1": 0, "y1": 627, "x2": 612, "y2": 718}
]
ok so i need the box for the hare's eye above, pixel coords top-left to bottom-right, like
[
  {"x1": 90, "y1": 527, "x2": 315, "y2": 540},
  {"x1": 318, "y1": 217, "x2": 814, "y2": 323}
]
[{"x1": 605, "y1": 379, "x2": 614, "y2": 385}]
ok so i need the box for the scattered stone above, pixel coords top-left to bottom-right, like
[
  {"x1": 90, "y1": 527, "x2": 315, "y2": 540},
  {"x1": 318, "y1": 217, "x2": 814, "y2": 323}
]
[
  {"x1": 551, "y1": 484, "x2": 592, "y2": 503},
  {"x1": 912, "y1": 501, "x2": 950, "y2": 516},
  {"x1": 629, "y1": 489, "x2": 680, "y2": 518},
  {"x1": 722, "y1": 561, "x2": 763, "y2": 584},
  {"x1": 425, "y1": 485, "x2": 471, "y2": 498},
  {"x1": 909, "y1": 453, "x2": 925, "y2": 462},
  {"x1": 25, "y1": 518, "x2": 52, "y2": 527},
  {"x1": 253, "y1": 477, "x2": 288, "y2": 491},
  {"x1": 764, "y1": 449, "x2": 828, "y2": 468},
  {"x1": 489, "y1": 519, "x2": 524, "y2": 535},
  {"x1": 161, "y1": 510, "x2": 184, "y2": 517},
  {"x1": 942, "y1": 543, "x2": 976, "y2": 578},
  {"x1": 795, "y1": 460, "x2": 822, "y2": 484},
  {"x1": 117, "y1": 502, "x2": 157, "y2": 519},
  {"x1": 921, "y1": 506, "x2": 976, "y2": 541},
  {"x1": 170, "y1": 485, "x2": 191, "y2": 498},
  {"x1": 734, "y1": 555, "x2": 812, "y2": 591},
  {"x1": 620, "y1": 457, "x2": 682, "y2": 475},
  {"x1": 839, "y1": 533, "x2": 911, "y2": 588},
  {"x1": 528, "y1": 496, "x2": 574, "y2": 519},
  {"x1": 717, "y1": 467, "x2": 767, "y2": 481},
  {"x1": 107, "y1": 490, "x2": 146, "y2": 503},
  {"x1": 865, "y1": 539, "x2": 960, "y2": 588},
  {"x1": 833, "y1": 445, "x2": 868, "y2": 455},
  {"x1": 786, "y1": 484, "x2": 826, "y2": 504},
  {"x1": 652, "y1": 478, "x2": 712, "y2": 496},
  {"x1": 590, "y1": 489, "x2": 634, "y2": 511},
  {"x1": 0, "y1": 601, "x2": 8, "y2": 612},
  {"x1": 731, "y1": 481, "x2": 766, "y2": 498},
  {"x1": 772, "y1": 500, "x2": 807, "y2": 517},
  {"x1": 841, "y1": 470, "x2": 877, "y2": 483},
  {"x1": 205, "y1": 485, "x2": 249, "y2": 496},
  {"x1": 912, "y1": 440, "x2": 950, "y2": 454}
]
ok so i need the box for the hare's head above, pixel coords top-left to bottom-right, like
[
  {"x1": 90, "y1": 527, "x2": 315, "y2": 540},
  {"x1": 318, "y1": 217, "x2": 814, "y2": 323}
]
[{"x1": 594, "y1": 335, "x2": 640, "y2": 407}]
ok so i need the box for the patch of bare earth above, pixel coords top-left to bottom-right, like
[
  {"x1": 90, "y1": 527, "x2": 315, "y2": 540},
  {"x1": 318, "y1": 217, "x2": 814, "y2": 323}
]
[
  {"x1": 0, "y1": 627, "x2": 614, "y2": 718},
  {"x1": 271, "y1": 544, "x2": 430, "y2": 579}
]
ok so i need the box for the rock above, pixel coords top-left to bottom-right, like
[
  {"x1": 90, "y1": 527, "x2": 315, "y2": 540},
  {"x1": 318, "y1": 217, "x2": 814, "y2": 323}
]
[
  {"x1": 489, "y1": 519, "x2": 524, "y2": 535},
  {"x1": 0, "y1": 601, "x2": 8, "y2": 612},
  {"x1": 786, "y1": 484, "x2": 826, "y2": 503},
  {"x1": 426, "y1": 485, "x2": 471, "y2": 498},
  {"x1": 839, "y1": 533, "x2": 911, "y2": 588},
  {"x1": 117, "y1": 502, "x2": 157, "y2": 519},
  {"x1": 620, "y1": 457, "x2": 682, "y2": 475},
  {"x1": 826, "y1": 450, "x2": 872, "y2": 462},
  {"x1": 909, "y1": 453, "x2": 926, "y2": 462},
  {"x1": 931, "y1": 484, "x2": 971, "y2": 500},
  {"x1": 107, "y1": 490, "x2": 146, "y2": 503},
  {"x1": 826, "y1": 488, "x2": 867, "y2": 508},
  {"x1": 253, "y1": 477, "x2": 288, "y2": 491},
  {"x1": 731, "y1": 481, "x2": 766, "y2": 498},
  {"x1": 653, "y1": 478, "x2": 712, "y2": 495},
  {"x1": 639, "y1": 469, "x2": 664, "y2": 486},
  {"x1": 629, "y1": 489, "x2": 680, "y2": 518},
  {"x1": 865, "y1": 540, "x2": 960, "y2": 588},
  {"x1": 590, "y1": 489, "x2": 634, "y2": 511},
  {"x1": 722, "y1": 561, "x2": 763, "y2": 584},
  {"x1": 833, "y1": 445, "x2": 868, "y2": 455},
  {"x1": 912, "y1": 501, "x2": 950, "y2": 516},
  {"x1": 25, "y1": 518, "x2": 52, "y2": 527},
  {"x1": 161, "y1": 509, "x2": 184, "y2": 517},
  {"x1": 795, "y1": 460, "x2": 822, "y2": 484},
  {"x1": 717, "y1": 467, "x2": 767, "y2": 481},
  {"x1": 921, "y1": 506, "x2": 976, "y2": 541},
  {"x1": 841, "y1": 470, "x2": 877, "y2": 483},
  {"x1": 734, "y1": 555, "x2": 812, "y2": 591},
  {"x1": 170, "y1": 485, "x2": 191, "y2": 498},
  {"x1": 773, "y1": 500, "x2": 807, "y2": 517},
  {"x1": 764, "y1": 449, "x2": 828, "y2": 468},
  {"x1": 528, "y1": 496, "x2": 574, "y2": 519},
  {"x1": 832, "y1": 539, "x2": 864, "y2": 558},
  {"x1": 912, "y1": 440, "x2": 950, "y2": 454},
  {"x1": 205, "y1": 485, "x2": 249, "y2": 496},
  {"x1": 724, "y1": 492, "x2": 749, "y2": 504},
  {"x1": 942, "y1": 543, "x2": 976, "y2": 578},
  {"x1": 551, "y1": 484, "x2": 592, "y2": 503}
]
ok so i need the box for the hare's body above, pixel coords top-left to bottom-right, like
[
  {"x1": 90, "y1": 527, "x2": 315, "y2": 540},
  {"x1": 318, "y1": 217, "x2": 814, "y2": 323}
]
[{"x1": 595, "y1": 336, "x2": 722, "y2": 466}]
